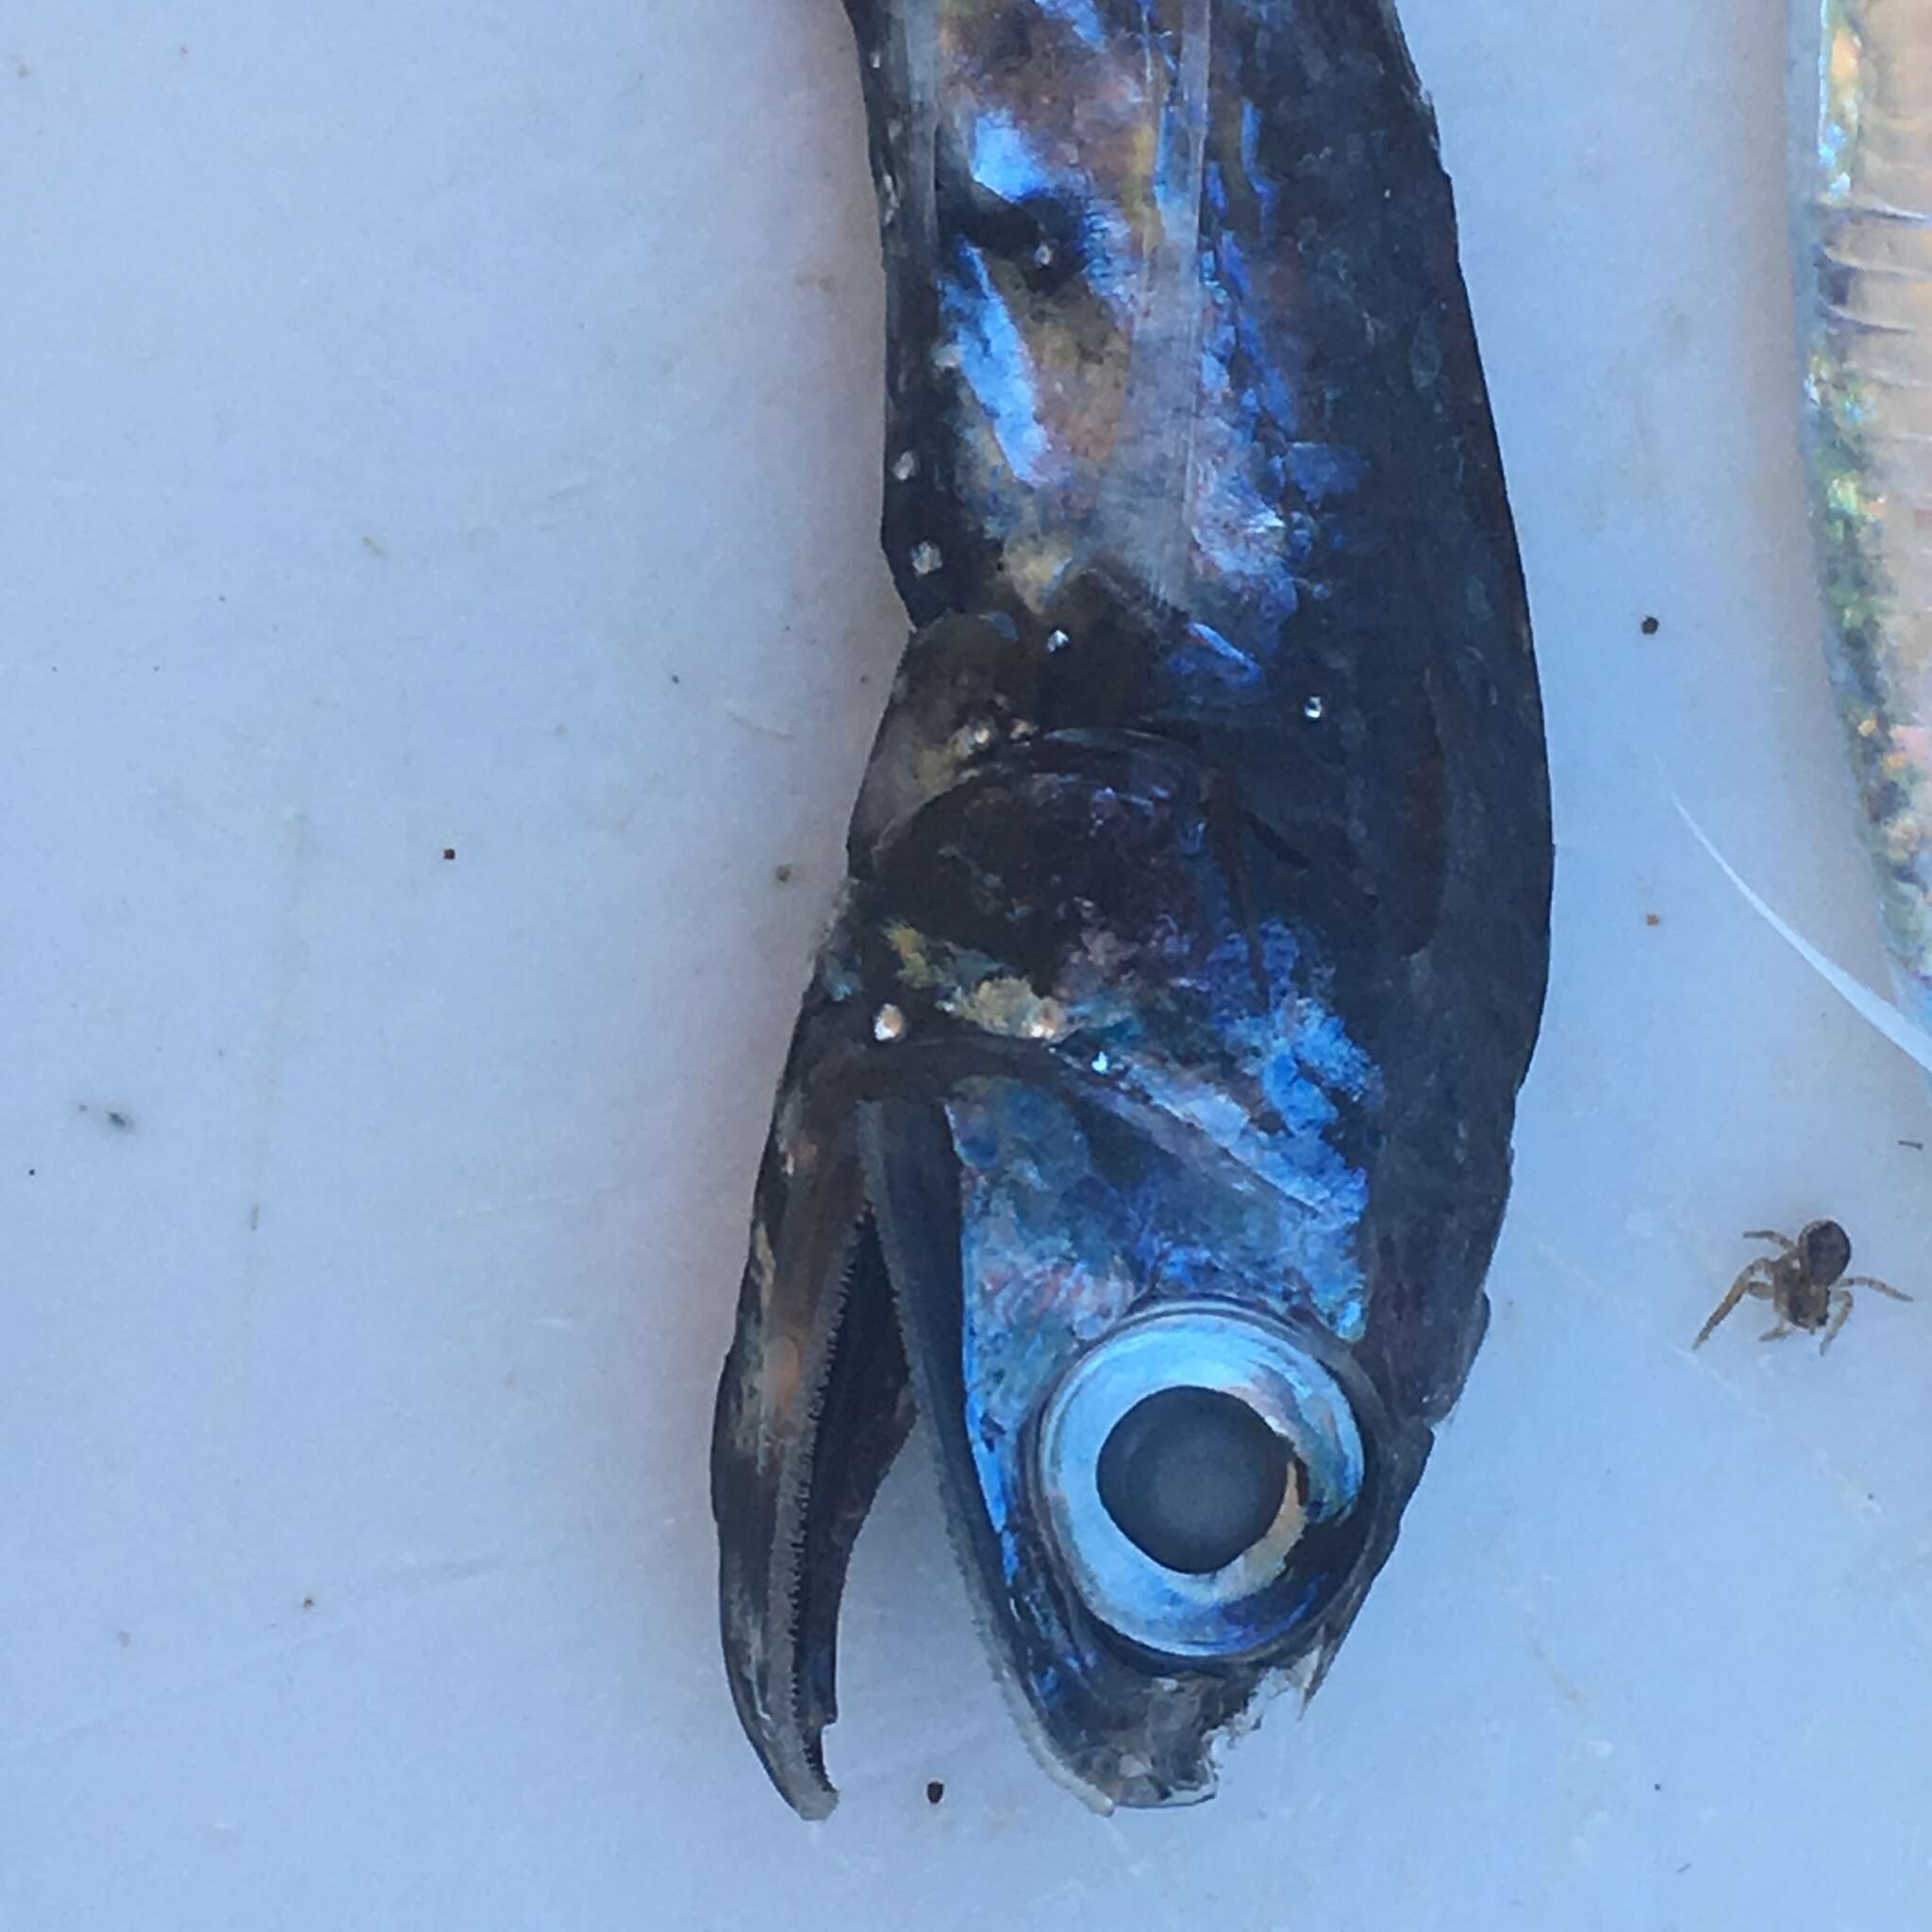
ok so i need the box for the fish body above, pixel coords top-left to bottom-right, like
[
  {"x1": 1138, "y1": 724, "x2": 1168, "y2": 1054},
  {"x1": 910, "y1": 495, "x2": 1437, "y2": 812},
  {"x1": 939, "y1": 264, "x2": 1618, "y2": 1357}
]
[
  {"x1": 712, "y1": 0, "x2": 1551, "y2": 1815},
  {"x1": 1792, "y1": 0, "x2": 1932, "y2": 1033}
]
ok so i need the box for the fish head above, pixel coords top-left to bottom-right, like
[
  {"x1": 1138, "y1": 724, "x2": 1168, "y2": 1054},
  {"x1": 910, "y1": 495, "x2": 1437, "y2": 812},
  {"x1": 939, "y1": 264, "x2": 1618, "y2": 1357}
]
[{"x1": 718, "y1": 719, "x2": 1434, "y2": 1813}]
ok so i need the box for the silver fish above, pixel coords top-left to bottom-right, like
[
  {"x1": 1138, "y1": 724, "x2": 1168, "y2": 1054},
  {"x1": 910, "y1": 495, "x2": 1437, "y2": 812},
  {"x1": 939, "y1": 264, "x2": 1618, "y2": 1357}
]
[
  {"x1": 711, "y1": 0, "x2": 1551, "y2": 1815},
  {"x1": 1792, "y1": 0, "x2": 1932, "y2": 1034}
]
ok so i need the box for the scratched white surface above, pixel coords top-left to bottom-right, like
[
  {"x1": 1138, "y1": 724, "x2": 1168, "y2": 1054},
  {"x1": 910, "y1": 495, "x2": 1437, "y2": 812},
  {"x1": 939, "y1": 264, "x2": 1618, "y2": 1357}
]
[{"x1": 6, "y1": 4, "x2": 1930, "y2": 1926}]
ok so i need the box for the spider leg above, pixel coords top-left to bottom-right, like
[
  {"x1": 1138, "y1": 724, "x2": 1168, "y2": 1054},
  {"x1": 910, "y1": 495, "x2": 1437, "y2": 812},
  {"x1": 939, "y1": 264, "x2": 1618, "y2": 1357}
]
[
  {"x1": 1841, "y1": 1274, "x2": 1913, "y2": 1303},
  {"x1": 1743, "y1": 1229, "x2": 1797, "y2": 1252},
  {"x1": 1694, "y1": 1264, "x2": 1771, "y2": 1348},
  {"x1": 1759, "y1": 1319, "x2": 1795, "y2": 1343},
  {"x1": 1821, "y1": 1290, "x2": 1856, "y2": 1354}
]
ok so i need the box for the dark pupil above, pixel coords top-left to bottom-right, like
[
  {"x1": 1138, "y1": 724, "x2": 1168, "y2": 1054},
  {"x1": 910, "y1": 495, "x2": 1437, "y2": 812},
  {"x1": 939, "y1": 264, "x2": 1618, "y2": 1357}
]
[{"x1": 1096, "y1": 1386, "x2": 1291, "y2": 1575}]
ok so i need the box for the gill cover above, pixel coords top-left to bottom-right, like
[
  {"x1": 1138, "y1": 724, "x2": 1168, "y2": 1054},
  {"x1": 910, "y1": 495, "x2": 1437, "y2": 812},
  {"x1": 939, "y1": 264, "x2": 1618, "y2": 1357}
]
[{"x1": 710, "y1": 0, "x2": 1551, "y2": 1815}]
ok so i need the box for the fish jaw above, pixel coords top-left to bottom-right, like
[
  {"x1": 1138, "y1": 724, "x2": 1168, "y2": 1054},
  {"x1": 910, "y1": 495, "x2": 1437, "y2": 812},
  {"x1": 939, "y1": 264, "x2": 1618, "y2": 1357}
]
[{"x1": 710, "y1": 1024, "x2": 915, "y2": 1818}]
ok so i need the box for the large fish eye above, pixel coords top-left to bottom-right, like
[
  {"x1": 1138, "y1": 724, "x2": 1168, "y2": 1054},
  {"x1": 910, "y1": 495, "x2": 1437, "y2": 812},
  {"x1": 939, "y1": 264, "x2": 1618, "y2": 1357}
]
[{"x1": 1033, "y1": 1305, "x2": 1367, "y2": 1659}]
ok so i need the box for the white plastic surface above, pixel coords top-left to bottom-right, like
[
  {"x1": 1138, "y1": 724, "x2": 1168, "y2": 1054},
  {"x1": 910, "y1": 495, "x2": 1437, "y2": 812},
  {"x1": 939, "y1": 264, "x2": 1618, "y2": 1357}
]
[{"x1": 6, "y1": 5, "x2": 1929, "y2": 1925}]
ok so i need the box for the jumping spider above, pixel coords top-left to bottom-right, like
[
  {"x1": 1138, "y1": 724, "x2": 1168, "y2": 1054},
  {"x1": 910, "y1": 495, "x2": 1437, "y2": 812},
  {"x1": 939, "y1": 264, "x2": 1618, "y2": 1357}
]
[{"x1": 1692, "y1": 1220, "x2": 1912, "y2": 1355}]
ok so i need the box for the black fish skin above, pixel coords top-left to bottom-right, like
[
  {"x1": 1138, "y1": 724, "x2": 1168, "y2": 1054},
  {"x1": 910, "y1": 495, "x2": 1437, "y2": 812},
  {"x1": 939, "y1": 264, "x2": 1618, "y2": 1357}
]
[{"x1": 712, "y1": 0, "x2": 1551, "y2": 1816}]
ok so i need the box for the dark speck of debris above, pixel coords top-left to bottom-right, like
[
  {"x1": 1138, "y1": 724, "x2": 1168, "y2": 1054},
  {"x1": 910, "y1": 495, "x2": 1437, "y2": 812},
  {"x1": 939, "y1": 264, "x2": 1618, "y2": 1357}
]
[
  {"x1": 302, "y1": 1596, "x2": 316, "y2": 1611},
  {"x1": 107, "y1": 1111, "x2": 131, "y2": 1130},
  {"x1": 249, "y1": 1204, "x2": 261, "y2": 1231},
  {"x1": 361, "y1": 535, "x2": 387, "y2": 558},
  {"x1": 1676, "y1": 1864, "x2": 1691, "y2": 1876},
  {"x1": 774, "y1": 864, "x2": 795, "y2": 885},
  {"x1": 1641, "y1": 616, "x2": 1660, "y2": 636},
  {"x1": 1645, "y1": 912, "x2": 1661, "y2": 927},
  {"x1": 26, "y1": 1169, "x2": 35, "y2": 1177},
  {"x1": 116, "y1": 1630, "x2": 132, "y2": 1648},
  {"x1": 924, "y1": 1780, "x2": 944, "y2": 1806},
  {"x1": 442, "y1": 847, "x2": 457, "y2": 861},
  {"x1": 80, "y1": 1104, "x2": 135, "y2": 1131},
  {"x1": 1902, "y1": 1139, "x2": 1924, "y2": 1152}
]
